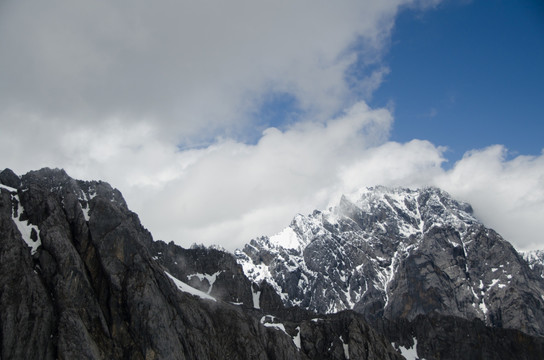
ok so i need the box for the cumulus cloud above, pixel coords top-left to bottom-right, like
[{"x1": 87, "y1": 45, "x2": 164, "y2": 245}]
[
  {"x1": 0, "y1": 0, "x2": 541, "y2": 252},
  {"x1": 0, "y1": 0, "x2": 423, "y2": 141},
  {"x1": 85, "y1": 106, "x2": 544, "y2": 252},
  {"x1": 2, "y1": 99, "x2": 543, "y2": 252},
  {"x1": 128, "y1": 102, "x2": 394, "y2": 247},
  {"x1": 435, "y1": 146, "x2": 544, "y2": 251}
]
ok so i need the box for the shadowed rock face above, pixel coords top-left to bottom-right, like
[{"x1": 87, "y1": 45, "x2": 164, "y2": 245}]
[{"x1": 0, "y1": 168, "x2": 404, "y2": 360}]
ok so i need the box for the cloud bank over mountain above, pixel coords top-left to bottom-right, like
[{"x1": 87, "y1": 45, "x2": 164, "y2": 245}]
[
  {"x1": 1, "y1": 0, "x2": 428, "y2": 138},
  {"x1": 0, "y1": 0, "x2": 542, "y2": 251}
]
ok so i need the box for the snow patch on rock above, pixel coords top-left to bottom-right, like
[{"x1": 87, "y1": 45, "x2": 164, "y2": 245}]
[{"x1": 166, "y1": 272, "x2": 216, "y2": 302}]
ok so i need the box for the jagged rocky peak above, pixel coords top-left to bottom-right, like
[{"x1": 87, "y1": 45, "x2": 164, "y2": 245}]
[
  {"x1": 0, "y1": 167, "x2": 130, "y2": 256},
  {"x1": 236, "y1": 186, "x2": 544, "y2": 337},
  {"x1": 21, "y1": 167, "x2": 127, "y2": 208},
  {"x1": 522, "y1": 250, "x2": 544, "y2": 279},
  {"x1": 0, "y1": 168, "x2": 21, "y2": 188},
  {"x1": 1, "y1": 167, "x2": 126, "y2": 206},
  {"x1": 522, "y1": 249, "x2": 544, "y2": 265},
  {"x1": 336, "y1": 186, "x2": 477, "y2": 237},
  {"x1": 250, "y1": 186, "x2": 477, "y2": 253}
]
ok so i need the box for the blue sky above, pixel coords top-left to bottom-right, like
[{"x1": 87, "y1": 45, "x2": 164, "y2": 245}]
[
  {"x1": 253, "y1": 0, "x2": 544, "y2": 164},
  {"x1": 258, "y1": 0, "x2": 544, "y2": 162},
  {"x1": 1, "y1": 0, "x2": 543, "y2": 251},
  {"x1": 372, "y1": 0, "x2": 544, "y2": 162}
]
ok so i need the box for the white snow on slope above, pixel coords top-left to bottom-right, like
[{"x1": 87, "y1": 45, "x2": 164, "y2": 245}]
[
  {"x1": 269, "y1": 227, "x2": 300, "y2": 250},
  {"x1": 260, "y1": 315, "x2": 287, "y2": 333},
  {"x1": 77, "y1": 187, "x2": 98, "y2": 221},
  {"x1": 340, "y1": 336, "x2": 350, "y2": 359},
  {"x1": 81, "y1": 203, "x2": 90, "y2": 221},
  {"x1": 187, "y1": 271, "x2": 224, "y2": 294},
  {"x1": 252, "y1": 287, "x2": 261, "y2": 309},
  {"x1": 398, "y1": 337, "x2": 421, "y2": 360},
  {"x1": 2, "y1": 185, "x2": 42, "y2": 255},
  {"x1": 261, "y1": 315, "x2": 301, "y2": 349},
  {"x1": 479, "y1": 299, "x2": 489, "y2": 315},
  {"x1": 293, "y1": 326, "x2": 301, "y2": 350},
  {"x1": 262, "y1": 321, "x2": 287, "y2": 332},
  {"x1": 165, "y1": 272, "x2": 216, "y2": 302},
  {"x1": 0, "y1": 184, "x2": 17, "y2": 192}
]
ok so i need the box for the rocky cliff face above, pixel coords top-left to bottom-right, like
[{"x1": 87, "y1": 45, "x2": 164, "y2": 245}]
[
  {"x1": 236, "y1": 186, "x2": 544, "y2": 337},
  {"x1": 144, "y1": 240, "x2": 544, "y2": 360},
  {"x1": 0, "y1": 168, "x2": 404, "y2": 360}
]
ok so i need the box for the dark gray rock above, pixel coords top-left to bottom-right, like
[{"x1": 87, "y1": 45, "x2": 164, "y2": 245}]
[
  {"x1": 297, "y1": 311, "x2": 404, "y2": 360},
  {"x1": 376, "y1": 313, "x2": 544, "y2": 360},
  {"x1": 0, "y1": 168, "x2": 20, "y2": 188},
  {"x1": 0, "y1": 188, "x2": 55, "y2": 360},
  {"x1": 1, "y1": 168, "x2": 404, "y2": 360}
]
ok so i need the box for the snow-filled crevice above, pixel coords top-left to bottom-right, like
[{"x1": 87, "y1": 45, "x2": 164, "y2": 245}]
[
  {"x1": 165, "y1": 272, "x2": 216, "y2": 302},
  {"x1": 187, "y1": 270, "x2": 224, "y2": 294},
  {"x1": 5, "y1": 187, "x2": 42, "y2": 255}
]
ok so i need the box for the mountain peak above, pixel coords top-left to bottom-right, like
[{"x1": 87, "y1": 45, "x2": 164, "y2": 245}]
[
  {"x1": 236, "y1": 185, "x2": 544, "y2": 336},
  {"x1": 263, "y1": 186, "x2": 478, "y2": 255},
  {"x1": 0, "y1": 168, "x2": 21, "y2": 189}
]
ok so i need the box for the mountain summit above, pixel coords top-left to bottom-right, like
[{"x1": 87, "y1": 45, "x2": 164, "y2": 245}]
[{"x1": 236, "y1": 186, "x2": 544, "y2": 336}]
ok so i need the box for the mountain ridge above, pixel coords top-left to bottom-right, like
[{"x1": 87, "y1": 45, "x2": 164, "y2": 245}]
[
  {"x1": 0, "y1": 167, "x2": 405, "y2": 359},
  {"x1": 1, "y1": 167, "x2": 544, "y2": 359}
]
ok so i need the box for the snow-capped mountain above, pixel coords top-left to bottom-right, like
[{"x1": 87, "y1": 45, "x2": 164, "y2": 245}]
[
  {"x1": 522, "y1": 250, "x2": 544, "y2": 279},
  {"x1": 236, "y1": 186, "x2": 544, "y2": 336}
]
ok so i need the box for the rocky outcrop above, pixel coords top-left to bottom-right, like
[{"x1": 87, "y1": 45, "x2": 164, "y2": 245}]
[
  {"x1": 0, "y1": 168, "x2": 403, "y2": 360},
  {"x1": 0, "y1": 168, "x2": 20, "y2": 188}
]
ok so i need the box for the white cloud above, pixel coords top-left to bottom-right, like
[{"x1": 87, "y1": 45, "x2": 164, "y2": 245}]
[
  {"x1": 1, "y1": 0, "x2": 542, "y2": 253},
  {"x1": 128, "y1": 102, "x2": 394, "y2": 248},
  {"x1": 336, "y1": 139, "x2": 446, "y2": 193},
  {"x1": 2, "y1": 100, "x2": 543, "y2": 252},
  {"x1": 435, "y1": 146, "x2": 544, "y2": 251},
  {"x1": 117, "y1": 112, "x2": 544, "y2": 252},
  {"x1": 0, "y1": 0, "x2": 421, "y2": 247},
  {"x1": 0, "y1": 0, "x2": 419, "y2": 141}
]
